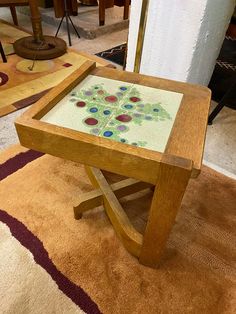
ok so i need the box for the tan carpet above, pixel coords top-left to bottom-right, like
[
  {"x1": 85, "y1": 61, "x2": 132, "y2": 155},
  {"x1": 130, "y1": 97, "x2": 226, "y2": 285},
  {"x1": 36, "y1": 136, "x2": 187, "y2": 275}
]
[{"x1": 0, "y1": 144, "x2": 235, "y2": 313}]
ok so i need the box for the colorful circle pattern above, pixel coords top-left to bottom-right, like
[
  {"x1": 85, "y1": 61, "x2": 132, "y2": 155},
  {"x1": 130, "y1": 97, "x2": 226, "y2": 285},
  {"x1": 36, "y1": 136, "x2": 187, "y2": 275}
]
[
  {"x1": 84, "y1": 118, "x2": 98, "y2": 126},
  {"x1": 72, "y1": 82, "x2": 171, "y2": 148},
  {"x1": 105, "y1": 95, "x2": 118, "y2": 103},
  {"x1": 103, "y1": 131, "x2": 113, "y2": 137}
]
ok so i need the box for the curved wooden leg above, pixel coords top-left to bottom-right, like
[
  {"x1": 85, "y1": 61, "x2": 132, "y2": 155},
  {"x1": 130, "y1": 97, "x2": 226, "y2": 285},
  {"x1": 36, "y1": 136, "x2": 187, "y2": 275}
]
[
  {"x1": 139, "y1": 155, "x2": 193, "y2": 267},
  {"x1": 74, "y1": 168, "x2": 152, "y2": 221},
  {"x1": 74, "y1": 189, "x2": 103, "y2": 219},
  {"x1": 86, "y1": 167, "x2": 143, "y2": 256}
]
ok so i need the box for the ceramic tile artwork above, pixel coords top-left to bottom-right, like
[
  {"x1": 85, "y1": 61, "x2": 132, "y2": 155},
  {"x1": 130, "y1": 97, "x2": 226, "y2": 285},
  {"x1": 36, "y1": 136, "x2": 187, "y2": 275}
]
[{"x1": 41, "y1": 75, "x2": 183, "y2": 153}]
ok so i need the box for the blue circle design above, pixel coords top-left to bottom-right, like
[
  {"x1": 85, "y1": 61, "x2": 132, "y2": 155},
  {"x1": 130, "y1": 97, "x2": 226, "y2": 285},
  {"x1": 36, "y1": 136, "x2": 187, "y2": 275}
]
[
  {"x1": 120, "y1": 86, "x2": 127, "y2": 91},
  {"x1": 153, "y1": 108, "x2": 159, "y2": 112},
  {"x1": 103, "y1": 131, "x2": 113, "y2": 137},
  {"x1": 103, "y1": 110, "x2": 111, "y2": 115},
  {"x1": 90, "y1": 107, "x2": 98, "y2": 113},
  {"x1": 124, "y1": 104, "x2": 133, "y2": 109}
]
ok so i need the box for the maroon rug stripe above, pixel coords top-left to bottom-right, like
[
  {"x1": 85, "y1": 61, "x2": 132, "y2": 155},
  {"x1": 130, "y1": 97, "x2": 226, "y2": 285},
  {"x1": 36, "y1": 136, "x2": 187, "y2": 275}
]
[
  {"x1": 0, "y1": 209, "x2": 101, "y2": 314},
  {"x1": 0, "y1": 150, "x2": 44, "y2": 181},
  {"x1": 13, "y1": 89, "x2": 51, "y2": 109}
]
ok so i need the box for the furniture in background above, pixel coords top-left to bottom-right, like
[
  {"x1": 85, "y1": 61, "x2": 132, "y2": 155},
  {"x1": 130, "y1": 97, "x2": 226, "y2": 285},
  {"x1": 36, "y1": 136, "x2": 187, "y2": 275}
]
[
  {"x1": 0, "y1": 40, "x2": 7, "y2": 62},
  {"x1": 0, "y1": 0, "x2": 29, "y2": 25},
  {"x1": 55, "y1": 0, "x2": 80, "y2": 46},
  {"x1": 15, "y1": 61, "x2": 211, "y2": 268},
  {"x1": 208, "y1": 18, "x2": 236, "y2": 124},
  {"x1": 99, "y1": 0, "x2": 130, "y2": 26},
  {"x1": 38, "y1": 0, "x2": 53, "y2": 8},
  {"x1": 208, "y1": 81, "x2": 236, "y2": 124},
  {"x1": 80, "y1": 0, "x2": 98, "y2": 5},
  {"x1": 53, "y1": 0, "x2": 78, "y2": 18},
  {"x1": 13, "y1": 0, "x2": 66, "y2": 60}
]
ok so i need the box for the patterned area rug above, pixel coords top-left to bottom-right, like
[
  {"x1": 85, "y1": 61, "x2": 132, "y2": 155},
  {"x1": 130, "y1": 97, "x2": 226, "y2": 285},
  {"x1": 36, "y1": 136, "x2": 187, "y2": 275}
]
[
  {"x1": 0, "y1": 20, "x2": 108, "y2": 118},
  {"x1": 97, "y1": 37, "x2": 236, "y2": 108},
  {"x1": 96, "y1": 43, "x2": 126, "y2": 66},
  {"x1": 0, "y1": 144, "x2": 236, "y2": 313}
]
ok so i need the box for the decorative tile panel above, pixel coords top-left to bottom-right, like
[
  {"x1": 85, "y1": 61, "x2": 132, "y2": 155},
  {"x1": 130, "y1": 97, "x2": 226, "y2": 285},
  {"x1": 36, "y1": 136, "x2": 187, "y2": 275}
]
[{"x1": 41, "y1": 75, "x2": 183, "y2": 152}]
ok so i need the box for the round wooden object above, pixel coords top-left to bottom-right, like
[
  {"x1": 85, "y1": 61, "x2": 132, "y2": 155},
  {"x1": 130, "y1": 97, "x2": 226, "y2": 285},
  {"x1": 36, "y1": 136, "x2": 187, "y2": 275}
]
[{"x1": 13, "y1": 36, "x2": 67, "y2": 60}]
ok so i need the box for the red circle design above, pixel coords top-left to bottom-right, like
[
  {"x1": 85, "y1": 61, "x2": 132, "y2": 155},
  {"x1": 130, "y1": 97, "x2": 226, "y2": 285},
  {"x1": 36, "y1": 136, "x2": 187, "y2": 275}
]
[
  {"x1": 0, "y1": 72, "x2": 9, "y2": 86},
  {"x1": 76, "y1": 101, "x2": 86, "y2": 107},
  {"x1": 105, "y1": 95, "x2": 118, "y2": 103},
  {"x1": 130, "y1": 97, "x2": 141, "y2": 102},
  {"x1": 116, "y1": 114, "x2": 132, "y2": 123},
  {"x1": 85, "y1": 117, "x2": 98, "y2": 125}
]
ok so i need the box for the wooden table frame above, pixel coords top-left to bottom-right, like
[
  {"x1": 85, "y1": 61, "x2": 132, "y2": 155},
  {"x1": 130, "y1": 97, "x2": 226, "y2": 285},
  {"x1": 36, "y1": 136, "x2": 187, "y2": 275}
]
[{"x1": 15, "y1": 61, "x2": 211, "y2": 267}]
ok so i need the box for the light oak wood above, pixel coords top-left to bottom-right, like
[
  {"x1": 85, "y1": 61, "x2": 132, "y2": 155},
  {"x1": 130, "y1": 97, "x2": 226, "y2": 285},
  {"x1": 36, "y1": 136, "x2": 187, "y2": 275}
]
[
  {"x1": 15, "y1": 62, "x2": 163, "y2": 185},
  {"x1": 139, "y1": 154, "x2": 193, "y2": 267},
  {"x1": 15, "y1": 62, "x2": 211, "y2": 267},
  {"x1": 74, "y1": 189, "x2": 102, "y2": 219},
  {"x1": 92, "y1": 66, "x2": 211, "y2": 177},
  {"x1": 85, "y1": 166, "x2": 143, "y2": 257},
  {"x1": 74, "y1": 174, "x2": 152, "y2": 219},
  {"x1": 15, "y1": 63, "x2": 210, "y2": 183}
]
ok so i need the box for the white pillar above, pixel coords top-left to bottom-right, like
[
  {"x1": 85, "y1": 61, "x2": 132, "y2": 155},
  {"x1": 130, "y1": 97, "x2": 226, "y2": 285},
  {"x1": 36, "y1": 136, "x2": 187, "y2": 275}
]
[{"x1": 126, "y1": 0, "x2": 235, "y2": 85}]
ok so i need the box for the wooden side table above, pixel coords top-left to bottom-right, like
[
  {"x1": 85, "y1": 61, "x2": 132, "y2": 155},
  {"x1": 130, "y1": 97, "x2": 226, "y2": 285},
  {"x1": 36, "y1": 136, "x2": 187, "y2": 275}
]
[{"x1": 15, "y1": 61, "x2": 211, "y2": 268}]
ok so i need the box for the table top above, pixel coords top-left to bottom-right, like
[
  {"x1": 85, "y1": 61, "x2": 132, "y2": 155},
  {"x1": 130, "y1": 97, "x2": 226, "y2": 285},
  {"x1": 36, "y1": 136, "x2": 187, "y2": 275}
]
[
  {"x1": 15, "y1": 61, "x2": 211, "y2": 183},
  {"x1": 41, "y1": 75, "x2": 183, "y2": 153}
]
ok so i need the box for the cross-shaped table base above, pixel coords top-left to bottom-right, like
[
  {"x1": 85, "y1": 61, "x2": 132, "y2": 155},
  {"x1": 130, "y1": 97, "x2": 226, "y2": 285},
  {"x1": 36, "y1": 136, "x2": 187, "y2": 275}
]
[
  {"x1": 74, "y1": 166, "x2": 152, "y2": 258},
  {"x1": 73, "y1": 161, "x2": 192, "y2": 268}
]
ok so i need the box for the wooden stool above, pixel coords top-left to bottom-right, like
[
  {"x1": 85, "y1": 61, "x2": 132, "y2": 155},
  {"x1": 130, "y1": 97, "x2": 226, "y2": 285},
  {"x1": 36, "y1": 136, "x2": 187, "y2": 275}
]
[{"x1": 15, "y1": 61, "x2": 211, "y2": 268}]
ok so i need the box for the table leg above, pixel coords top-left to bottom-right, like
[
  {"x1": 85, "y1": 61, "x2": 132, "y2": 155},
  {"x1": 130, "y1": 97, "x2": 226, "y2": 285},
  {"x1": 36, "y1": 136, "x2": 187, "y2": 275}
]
[
  {"x1": 99, "y1": 0, "x2": 105, "y2": 26},
  {"x1": 74, "y1": 166, "x2": 154, "y2": 256},
  {"x1": 74, "y1": 174, "x2": 152, "y2": 219},
  {"x1": 139, "y1": 156, "x2": 193, "y2": 267}
]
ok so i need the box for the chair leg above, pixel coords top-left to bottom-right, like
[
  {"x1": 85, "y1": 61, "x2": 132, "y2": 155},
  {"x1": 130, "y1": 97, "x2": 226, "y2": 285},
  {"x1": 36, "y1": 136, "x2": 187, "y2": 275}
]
[
  {"x1": 0, "y1": 41, "x2": 7, "y2": 63},
  {"x1": 208, "y1": 101, "x2": 225, "y2": 125},
  {"x1": 208, "y1": 82, "x2": 236, "y2": 125},
  {"x1": 123, "y1": 0, "x2": 129, "y2": 20},
  {"x1": 10, "y1": 6, "x2": 18, "y2": 26},
  {"x1": 99, "y1": 0, "x2": 105, "y2": 26}
]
